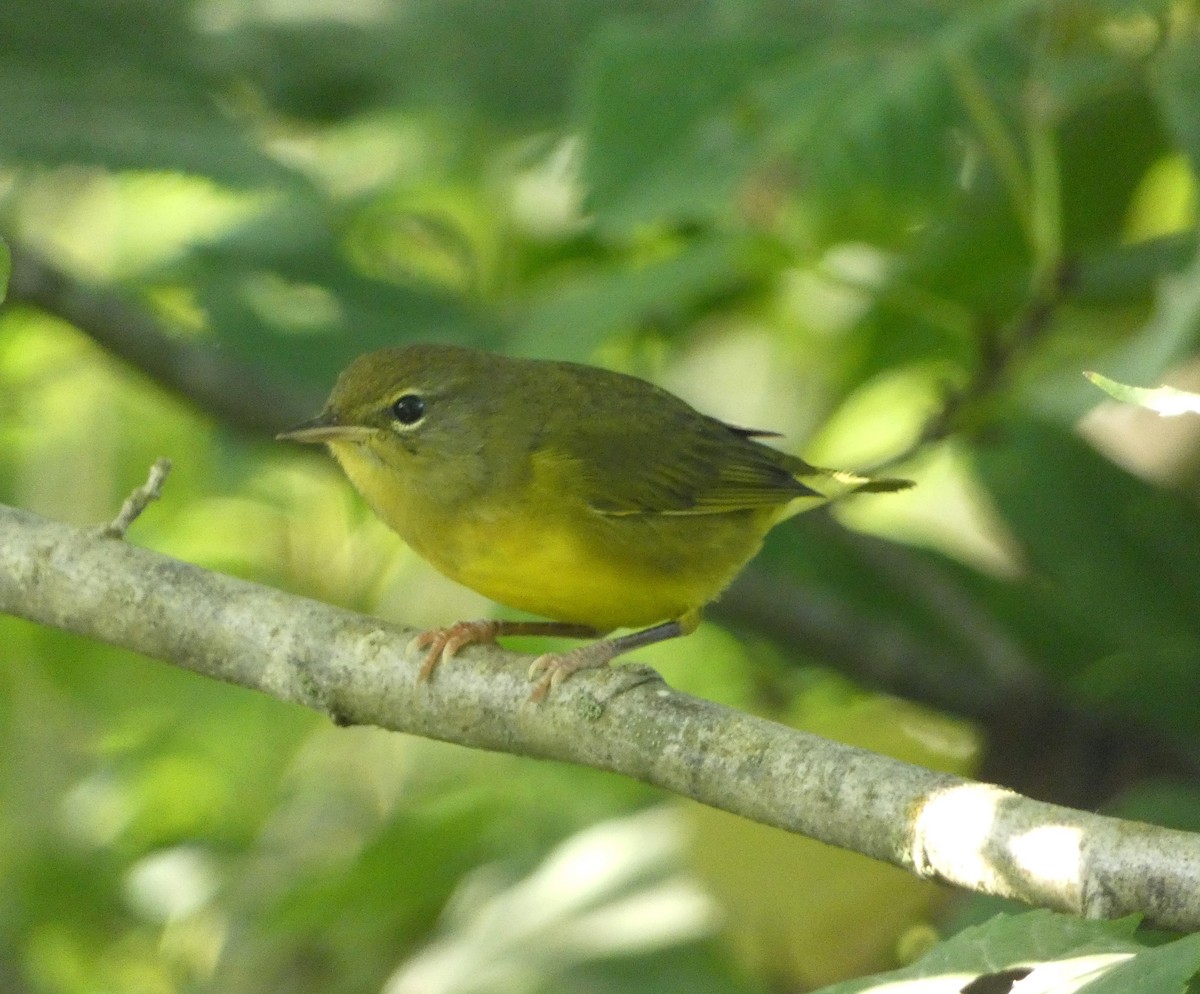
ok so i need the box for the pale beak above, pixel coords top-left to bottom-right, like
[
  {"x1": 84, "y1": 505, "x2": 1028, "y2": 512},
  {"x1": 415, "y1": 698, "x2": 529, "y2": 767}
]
[{"x1": 276, "y1": 412, "x2": 376, "y2": 444}]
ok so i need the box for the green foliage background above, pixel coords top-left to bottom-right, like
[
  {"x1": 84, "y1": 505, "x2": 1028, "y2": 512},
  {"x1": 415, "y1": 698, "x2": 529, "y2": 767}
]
[{"x1": 2, "y1": 0, "x2": 1200, "y2": 992}]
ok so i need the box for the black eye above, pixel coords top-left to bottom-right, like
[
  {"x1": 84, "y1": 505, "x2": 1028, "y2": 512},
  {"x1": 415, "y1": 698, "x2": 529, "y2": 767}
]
[{"x1": 391, "y1": 393, "x2": 426, "y2": 425}]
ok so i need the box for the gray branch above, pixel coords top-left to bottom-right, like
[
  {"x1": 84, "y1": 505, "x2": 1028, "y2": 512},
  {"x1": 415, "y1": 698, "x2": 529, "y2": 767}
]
[
  {"x1": 5, "y1": 245, "x2": 320, "y2": 435},
  {"x1": 3, "y1": 498, "x2": 1200, "y2": 932}
]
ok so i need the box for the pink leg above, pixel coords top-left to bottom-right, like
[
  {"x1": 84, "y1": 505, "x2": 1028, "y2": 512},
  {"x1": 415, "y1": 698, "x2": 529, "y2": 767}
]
[
  {"x1": 527, "y1": 616, "x2": 696, "y2": 702},
  {"x1": 411, "y1": 620, "x2": 601, "y2": 682}
]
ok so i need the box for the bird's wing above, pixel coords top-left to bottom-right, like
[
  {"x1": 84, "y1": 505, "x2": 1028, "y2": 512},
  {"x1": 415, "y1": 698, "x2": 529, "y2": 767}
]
[
  {"x1": 529, "y1": 362, "x2": 910, "y2": 518},
  {"x1": 559, "y1": 412, "x2": 819, "y2": 517}
]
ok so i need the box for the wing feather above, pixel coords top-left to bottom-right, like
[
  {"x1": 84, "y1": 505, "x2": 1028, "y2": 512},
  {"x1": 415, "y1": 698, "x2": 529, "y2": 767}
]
[
  {"x1": 552, "y1": 408, "x2": 814, "y2": 516},
  {"x1": 528, "y1": 359, "x2": 909, "y2": 518}
]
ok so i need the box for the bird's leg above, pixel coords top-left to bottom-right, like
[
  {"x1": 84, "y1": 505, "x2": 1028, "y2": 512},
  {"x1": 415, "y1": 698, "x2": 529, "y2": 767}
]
[
  {"x1": 412, "y1": 620, "x2": 602, "y2": 682},
  {"x1": 527, "y1": 610, "x2": 701, "y2": 702}
]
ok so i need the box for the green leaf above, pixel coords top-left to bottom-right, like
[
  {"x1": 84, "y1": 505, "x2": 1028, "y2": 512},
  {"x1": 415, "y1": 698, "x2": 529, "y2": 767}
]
[
  {"x1": 752, "y1": 28, "x2": 974, "y2": 222},
  {"x1": 1072, "y1": 234, "x2": 1197, "y2": 306},
  {"x1": 390, "y1": 0, "x2": 715, "y2": 123},
  {"x1": 1074, "y1": 931, "x2": 1200, "y2": 994},
  {"x1": 972, "y1": 417, "x2": 1200, "y2": 739},
  {"x1": 1058, "y1": 82, "x2": 1172, "y2": 253},
  {"x1": 975, "y1": 419, "x2": 1200, "y2": 647},
  {"x1": 816, "y1": 911, "x2": 1200, "y2": 994},
  {"x1": 383, "y1": 808, "x2": 718, "y2": 994},
  {"x1": 812, "y1": 910, "x2": 1144, "y2": 994},
  {"x1": 0, "y1": 0, "x2": 282, "y2": 184},
  {"x1": 1084, "y1": 371, "x2": 1200, "y2": 416},
  {"x1": 1150, "y1": 38, "x2": 1200, "y2": 175},
  {"x1": 1107, "y1": 242, "x2": 1200, "y2": 386},
  {"x1": 179, "y1": 200, "x2": 493, "y2": 390},
  {"x1": 1109, "y1": 781, "x2": 1200, "y2": 834},
  {"x1": 1031, "y1": 241, "x2": 1200, "y2": 421},
  {"x1": 517, "y1": 236, "x2": 762, "y2": 359},
  {"x1": 576, "y1": 2, "x2": 1054, "y2": 241},
  {"x1": 577, "y1": 27, "x2": 793, "y2": 233},
  {"x1": 734, "y1": 515, "x2": 1054, "y2": 721}
]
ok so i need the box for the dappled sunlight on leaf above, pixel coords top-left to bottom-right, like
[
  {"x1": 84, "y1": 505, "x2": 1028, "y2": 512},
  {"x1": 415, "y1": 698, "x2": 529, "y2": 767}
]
[
  {"x1": 507, "y1": 136, "x2": 588, "y2": 241},
  {"x1": 11, "y1": 169, "x2": 265, "y2": 280},
  {"x1": 124, "y1": 845, "x2": 219, "y2": 924},
  {"x1": 779, "y1": 244, "x2": 893, "y2": 339},
  {"x1": 384, "y1": 807, "x2": 719, "y2": 994},
  {"x1": 165, "y1": 459, "x2": 417, "y2": 612},
  {"x1": 1084, "y1": 370, "x2": 1200, "y2": 416},
  {"x1": 60, "y1": 771, "x2": 135, "y2": 849}
]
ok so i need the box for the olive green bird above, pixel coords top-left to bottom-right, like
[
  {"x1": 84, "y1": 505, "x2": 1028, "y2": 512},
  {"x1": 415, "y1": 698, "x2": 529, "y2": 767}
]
[{"x1": 279, "y1": 344, "x2": 912, "y2": 700}]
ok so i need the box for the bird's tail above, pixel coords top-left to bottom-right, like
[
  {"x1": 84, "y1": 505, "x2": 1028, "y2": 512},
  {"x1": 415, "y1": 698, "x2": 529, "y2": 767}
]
[{"x1": 781, "y1": 454, "x2": 915, "y2": 502}]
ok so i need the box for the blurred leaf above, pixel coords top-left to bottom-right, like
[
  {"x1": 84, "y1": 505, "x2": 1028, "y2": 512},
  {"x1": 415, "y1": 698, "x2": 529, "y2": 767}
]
[
  {"x1": 578, "y1": 27, "x2": 794, "y2": 233},
  {"x1": 1084, "y1": 370, "x2": 1200, "y2": 416},
  {"x1": 180, "y1": 200, "x2": 495, "y2": 389},
  {"x1": 518, "y1": 235, "x2": 761, "y2": 359},
  {"x1": 1103, "y1": 241, "x2": 1200, "y2": 386},
  {"x1": 1150, "y1": 38, "x2": 1200, "y2": 175},
  {"x1": 1058, "y1": 81, "x2": 1172, "y2": 253},
  {"x1": 1072, "y1": 233, "x2": 1196, "y2": 306},
  {"x1": 236, "y1": 798, "x2": 502, "y2": 993},
  {"x1": 563, "y1": 941, "x2": 752, "y2": 994},
  {"x1": 577, "y1": 2, "x2": 1046, "y2": 241},
  {"x1": 0, "y1": 237, "x2": 9, "y2": 303},
  {"x1": 1109, "y1": 780, "x2": 1200, "y2": 834},
  {"x1": 395, "y1": 0, "x2": 708, "y2": 123},
  {"x1": 751, "y1": 21, "x2": 985, "y2": 232},
  {"x1": 1033, "y1": 241, "x2": 1200, "y2": 420},
  {"x1": 212, "y1": 21, "x2": 408, "y2": 124},
  {"x1": 972, "y1": 418, "x2": 1200, "y2": 738},
  {"x1": 974, "y1": 419, "x2": 1200, "y2": 646},
  {"x1": 383, "y1": 808, "x2": 718, "y2": 994},
  {"x1": 0, "y1": 0, "x2": 283, "y2": 184},
  {"x1": 740, "y1": 513, "x2": 1039, "y2": 719},
  {"x1": 215, "y1": 0, "x2": 711, "y2": 126}
]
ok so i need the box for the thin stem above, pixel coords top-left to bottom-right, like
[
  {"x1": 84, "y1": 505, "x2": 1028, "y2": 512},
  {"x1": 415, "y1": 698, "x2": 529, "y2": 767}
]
[{"x1": 947, "y1": 51, "x2": 1035, "y2": 250}]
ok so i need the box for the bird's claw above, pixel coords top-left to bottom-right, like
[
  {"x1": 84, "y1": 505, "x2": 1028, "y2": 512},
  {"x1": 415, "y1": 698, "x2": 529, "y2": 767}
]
[
  {"x1": 526, "y1": 646, "x2": 616, "y2": 702},
  {"x1": 410, "y1": 619, "x2": 501, "y2": 682}
]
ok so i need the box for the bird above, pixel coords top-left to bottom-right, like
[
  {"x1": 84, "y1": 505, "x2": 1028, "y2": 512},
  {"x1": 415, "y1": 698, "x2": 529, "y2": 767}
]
[{"x1": 278, "y1": 343, "x2": 912, "y2": 700}]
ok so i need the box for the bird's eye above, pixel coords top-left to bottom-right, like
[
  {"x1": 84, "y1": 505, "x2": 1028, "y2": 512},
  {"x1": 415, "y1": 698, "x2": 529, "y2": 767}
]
[{"x1": 391, "y1": 393, "x2": 426, "y2": 426}]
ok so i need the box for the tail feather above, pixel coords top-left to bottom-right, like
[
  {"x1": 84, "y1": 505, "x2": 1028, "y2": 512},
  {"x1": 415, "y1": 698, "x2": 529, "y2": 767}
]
[
  {"x1": 776, "y1": 452, "x2": 914, "y2": 500},
  {"x1": 822, "y1": 468, "x2": 914, "y2": 494},
  {"x1": 849, "y1": 476, "x2": 915, "y2": 494}
]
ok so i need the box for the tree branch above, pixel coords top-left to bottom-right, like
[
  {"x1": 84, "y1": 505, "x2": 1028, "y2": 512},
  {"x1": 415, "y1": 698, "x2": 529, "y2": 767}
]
[
  {"x1": 3, "y1": 496, "x2": 1200, "y2": 932},
  {"x1": 719, "y1": 522, "x2": 1200, "y2": 808},
  {"x1": 6, "y1": 243, "x2": 1191, "y2": 807},
  {"x1": 4, "y1": 244, "x2": 320, "y2": 436}
]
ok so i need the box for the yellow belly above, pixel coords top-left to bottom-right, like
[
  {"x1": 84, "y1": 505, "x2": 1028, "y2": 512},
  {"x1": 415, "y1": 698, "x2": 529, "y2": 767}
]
[
  {"x1": 330, "y1": 438, "x2": 778, "y2": 630},
  {"x1": 442, "y1": 514, "x2": 728, "y2": 629}
]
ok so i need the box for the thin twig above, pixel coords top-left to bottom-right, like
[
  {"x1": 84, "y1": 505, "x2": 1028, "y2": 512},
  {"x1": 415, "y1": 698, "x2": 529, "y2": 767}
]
[
  {"x1": 873, "y1": 260, "x2": 1073, "y2": 473},
  {"x1": 98, "y1": 458, "x2": 173, "y2": 538}
]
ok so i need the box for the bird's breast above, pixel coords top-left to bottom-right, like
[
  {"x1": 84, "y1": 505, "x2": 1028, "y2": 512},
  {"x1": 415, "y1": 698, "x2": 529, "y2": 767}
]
[{"x1": 328, "y1": 437, "x2": 774, "y2": 630}]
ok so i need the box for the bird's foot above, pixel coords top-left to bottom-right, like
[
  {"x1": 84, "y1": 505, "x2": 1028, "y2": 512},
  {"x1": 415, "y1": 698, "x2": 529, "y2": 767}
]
[
  {"x1": 410, "y1": 619, "x2": 502, "y2": 681},
  {"x1": 527, "y1": 642, "x2": 621, "y2": 702}
]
